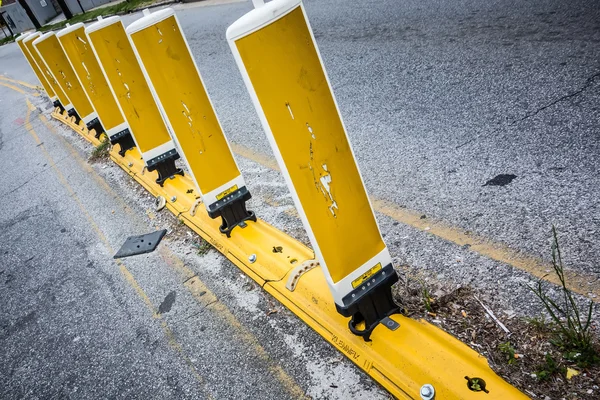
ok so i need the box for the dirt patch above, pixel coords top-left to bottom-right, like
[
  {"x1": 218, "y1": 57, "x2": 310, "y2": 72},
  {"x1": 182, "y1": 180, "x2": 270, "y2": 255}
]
[{"x1": 394, "y1": 275, "x2": 600, "y2": 399}]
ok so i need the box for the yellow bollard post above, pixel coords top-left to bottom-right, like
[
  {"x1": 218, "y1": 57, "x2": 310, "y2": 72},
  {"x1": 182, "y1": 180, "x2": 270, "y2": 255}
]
[
  {"x1": 15, "y1": 33, "x2": 57, "y2": 103},
  {"x1": 126, "y1": 8, "x2": 255, "y2": 236},
  {"x1": 22, "y1": 32, "x2": 72, "y2": 113},
  {"x1": 227, "y1": 0, "x2": 396, "y2": 339},
  {"x1": 86, "y1": 16, "x2": 183, "y2": 185},
  {"x1": 33, "y1": 31, "x2": 100, "y2": 130},
  {"x1": 57, "y1": 23, "x2": 135, "y2": 152}
]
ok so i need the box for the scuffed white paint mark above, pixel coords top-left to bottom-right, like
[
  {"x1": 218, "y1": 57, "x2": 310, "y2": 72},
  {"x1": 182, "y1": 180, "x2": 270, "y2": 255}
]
[
  {"x1": 319, "y1": 164, "x2": 338, "y2": 217},
  {"x1": 123, "y1": 83, "x2": 131, "y2": 98},
  {"x1": 307, "y1": 123, "x2": 315, "y2": 139},
  {"x1": 286, "y1": 102, "x2": 294, "y2": 119},
  {"x1": 81, "y1": 61, "x2": 90, "y2": 79}
]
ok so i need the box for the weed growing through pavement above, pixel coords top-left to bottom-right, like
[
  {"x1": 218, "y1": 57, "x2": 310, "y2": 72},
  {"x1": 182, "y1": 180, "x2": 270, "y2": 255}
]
[
  {"x1": 90, "y1": 139, "x2": 110, "y2": 161},
  {"x1": 194, "y1": 239, "x2": 212, "y2": 256},
  {"x1": 527, "y1": 226, "x2": 599, "y2": 370},
  {"x1": 535, "y1": 354, "x2": 566, "y2": 381},
  {"x1": 498, "y1": 342, "x2": 518, "y2": 365},
  {"x1": 422, "y1": 284, "x2": 434, "y2": 312}
]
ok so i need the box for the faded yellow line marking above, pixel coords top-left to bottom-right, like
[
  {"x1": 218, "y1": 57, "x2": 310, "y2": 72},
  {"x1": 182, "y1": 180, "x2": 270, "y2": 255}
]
[
  {"x1": 0, "y1": 75, "x2": 41, "y2": 90},
  {"x1": 24, "y1": 99, "x2": 212, "y2": 397},
  {"x1": 40, "y1": 111, "x2": 307, "y2": 398},
  {"x1": 0, "y1": 80, "x2": 38, "y2": 96},
  {"x1": 232, "y1": 143, "x2": 600, "y2": 301},
  {"x1": 159, "y1": 247, "x2": 309, "y2": 400},
  {"x1": 38, "y1": 114, "x2": 139, "y2": 217}
]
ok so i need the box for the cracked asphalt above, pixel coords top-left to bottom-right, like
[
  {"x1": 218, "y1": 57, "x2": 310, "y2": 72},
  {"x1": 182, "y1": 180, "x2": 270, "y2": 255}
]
[{"x1": 0, "y1": 0, "x2": 599, "y2": 398}]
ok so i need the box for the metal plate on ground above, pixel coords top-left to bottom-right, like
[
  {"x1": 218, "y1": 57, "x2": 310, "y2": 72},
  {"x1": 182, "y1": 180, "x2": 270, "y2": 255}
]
[{"x1": 113, "y1": 229, "x2": 167, "y2": 259}]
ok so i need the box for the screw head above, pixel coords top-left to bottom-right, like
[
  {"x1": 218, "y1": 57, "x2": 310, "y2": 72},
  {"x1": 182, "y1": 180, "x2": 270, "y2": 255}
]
[
  {"x1": 420, "y1": 384, "x2": 435, "y2": 400},
  {"x1": 248, "y1": 254, "x2": 257, "y2": 263},
  {"x1": 128, "y1": 162, "x2": 133, "y2": 167},
  {"x1": 170, "y1": 196, "x2": 177, "y2": 202}
]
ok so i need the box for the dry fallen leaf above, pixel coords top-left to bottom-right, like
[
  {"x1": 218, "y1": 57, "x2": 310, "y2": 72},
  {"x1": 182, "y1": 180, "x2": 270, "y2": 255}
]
[{"x1": 566, "y1": 367, "x2": 580, "y2": 380}]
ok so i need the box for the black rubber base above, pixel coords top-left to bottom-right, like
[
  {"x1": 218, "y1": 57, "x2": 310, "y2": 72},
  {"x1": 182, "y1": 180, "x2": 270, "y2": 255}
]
[
  {"x1": 109, "y1": 128, "x2": 136, "y2": 156},
  {"x1": 67, "y1": 108, "x2": 81, "y2": 124},
  {"x1": 146, "y1": 149, "x2": 184, "y2": 186},
  {"x1": 207, "y1": 186, "x2": 256, "y2": 237},
  {"x1": 53, "y1": 100, "x2": 65, "y2": 113},
  {"x1": 336, "y1": 264, "x2": 399, "y2": 341},
  {"x1": 86, "y1": 117, "x2": 105, "y2": 139}
]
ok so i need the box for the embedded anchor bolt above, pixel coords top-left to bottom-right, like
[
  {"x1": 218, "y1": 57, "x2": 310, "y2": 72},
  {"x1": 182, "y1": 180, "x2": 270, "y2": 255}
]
[
  {"x1": 170, "y1": 196, "x2": 177, "y2": 203},
  {"x1": 248, "y1": 254, "x2": 256, "y2": 263},
  {"x1": 207, "y1": 186, "x2": 257, "y2": 238},
  {"x1": 335, "y1": 263, "x2": 400, "y2": 342},
  {"x1": 146, "y1": 148, "x2": 184, "y2": 186},
  {"x1": 420, "y1": 384, "x2": 435, "y2": 400}
]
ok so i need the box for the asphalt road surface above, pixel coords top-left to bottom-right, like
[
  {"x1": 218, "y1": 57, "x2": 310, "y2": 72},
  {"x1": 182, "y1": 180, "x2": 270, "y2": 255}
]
[{"x1": 1, "y1": 0, "x2": 599, "y2": 398}]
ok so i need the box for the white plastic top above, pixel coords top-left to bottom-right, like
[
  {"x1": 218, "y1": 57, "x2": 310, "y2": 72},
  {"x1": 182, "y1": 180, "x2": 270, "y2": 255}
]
[
  {"x1": 56, "y1": 22, "x2": 85, "y2": 38},
  {"x1": 226, "y1": 0, "x2": 301, "y2": 40},
  {"x1": 126, "y1": 8, "x2": 175, "y2": 35},
  {"x1": 32, "y1": 31, "x2": 56, "y2": 46},
  {"x1": 85, "y1": 15, "x2": 121, "y2": 34},
  {"x1": 16, "y1": 32, "x2": 33, "y2": 43},
  {"x1": 22, "y1": 31, "x2": 41, "y2": 44}
]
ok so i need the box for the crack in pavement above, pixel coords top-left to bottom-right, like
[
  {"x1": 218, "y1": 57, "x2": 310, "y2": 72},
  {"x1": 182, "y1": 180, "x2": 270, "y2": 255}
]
[
  {"x1": 455, "y1": 70, "x2": 600, "y2": 149},
  {"x1": 507, "y1": 71, "x2": 600, "y2": 127}
]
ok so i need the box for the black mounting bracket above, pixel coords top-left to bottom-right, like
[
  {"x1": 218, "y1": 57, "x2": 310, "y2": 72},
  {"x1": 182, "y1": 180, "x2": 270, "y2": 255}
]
[
  {"x1": 109, "y1": 128, "x2": 136, "y2": 157},
  {"x1": 67, "y1": 108, "x2": 81, "y2": 124},
  {"x1": 336, "y1": 263, "x2": 400, "y2": 342},
  {"x1": 53, "y1": 99, "x2": 65, "y2": 113},
  {"x1": 86, "y1": 117, "x2": 104, "y2": 139},
  {"x1": 146, "y1": 148, "x2": 184, "y2": 186},
  {"x1": 207, "y1": 186, "x2": 257, "y2": 238}
]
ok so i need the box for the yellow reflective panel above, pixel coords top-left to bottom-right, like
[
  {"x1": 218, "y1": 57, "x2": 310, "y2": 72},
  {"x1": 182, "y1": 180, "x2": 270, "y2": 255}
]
[
  {"x1": 34, "y1": 34, "x2": 94, "y2": 117},
  {"x1": 235, "y1": 7, "x2": 385, "y2": 283},
  {"x1": 129, "y1": 15, "x2": 240, "y2": 195},
  {"x1": 16, "y1": 37, "x2": 55, "y2": 98},
  {"x1": 24, "y1": 35, "x2": 69, "y2": 106},
  {"x1": 87, "y1": 21, "x2": 171, "y2": 153},
  {"x1": 58, "y1": 26, "x2": 125, "y2": 131}
]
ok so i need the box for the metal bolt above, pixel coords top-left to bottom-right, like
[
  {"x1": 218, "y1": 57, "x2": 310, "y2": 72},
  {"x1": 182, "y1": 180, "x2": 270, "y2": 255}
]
[
  {"x1": 128, "y1": 162, "x2": 133, "y2": 167},
  {"x1": 170, "y1": 196, "x2": 177, "y2": 202},
  {"x1": 420, "y1": 384, "x2": 435, "y2": 400},
  {"x1": 248, "y1": 254, "x2": 257, "y2": 263}
]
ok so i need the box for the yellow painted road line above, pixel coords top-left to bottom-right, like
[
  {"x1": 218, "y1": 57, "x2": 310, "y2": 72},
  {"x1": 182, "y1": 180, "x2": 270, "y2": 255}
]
[
  {"x1": 0, "y1": 75, "x2": 41, "y2": 90},
  {"x1": 39, "y1": 111, "x2": 307, "y2": 399},
  {"x1": 232, "y1": 143, "x2": 600, "y2": 301},
  {"x1": 159, "y1": 247, "x2": 309, "y2": 400},
  {"x1": 0, "y1": 80, "x2": 39, "y2": 96},
  {"x1": 23, "y1": 99, "x2": 211, "y2": 398}
]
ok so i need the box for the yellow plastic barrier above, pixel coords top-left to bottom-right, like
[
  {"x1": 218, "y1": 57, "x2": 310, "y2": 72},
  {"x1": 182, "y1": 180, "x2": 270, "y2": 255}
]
[
  {"x1": 127, "y1": 9, "x2": 254, "y2": 236},
  {"x1": 86, "y1": 16, "x2": 182, "y2": 184},
  {"x1": 44, "y1": 3, "x2": 529, "y2": 397},
  {"x1": 33, "y1": 32, "x2": 98, "y2": 127},
  {"x1": 15, "y1": 33, "x2": 56, "y2": 102},
  {"x1": 228, "y1": 0, "x2": 394, "y2": 338},
  {"x1": 23, "y1": 32, "x2": 72, "y2": 113},
  {"x1": 57, "y1": 23, "x2": 134, "y2": 151}
]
